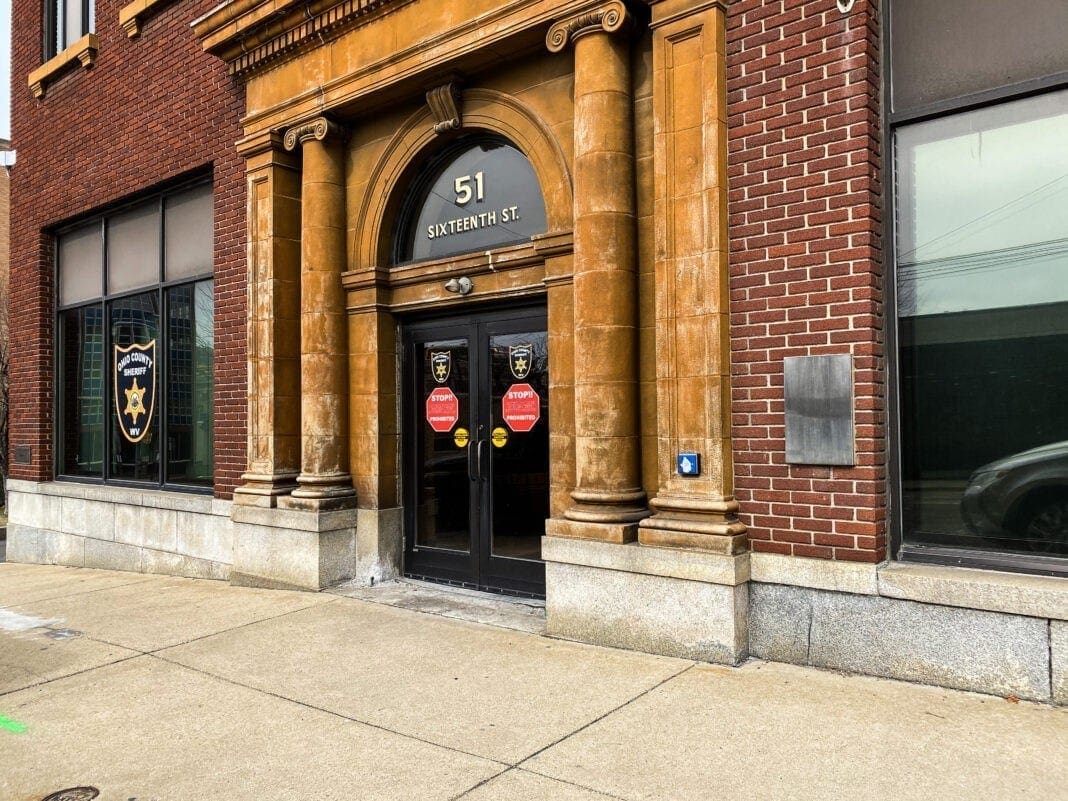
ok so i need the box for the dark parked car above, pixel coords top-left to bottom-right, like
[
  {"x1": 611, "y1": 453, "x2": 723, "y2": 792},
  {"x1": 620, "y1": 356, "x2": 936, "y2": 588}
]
[{"x1": 961, "y1": 441, "x2": 1068, "y2": 552}]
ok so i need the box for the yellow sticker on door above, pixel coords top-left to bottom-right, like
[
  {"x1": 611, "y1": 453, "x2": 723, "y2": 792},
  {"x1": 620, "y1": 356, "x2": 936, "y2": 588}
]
[
  {"x1": 491, "y1": 426, "x2": 509, "y2": 448},
  {"x1": 454, "y1": 428, "x2": 470, "y2": 448}
]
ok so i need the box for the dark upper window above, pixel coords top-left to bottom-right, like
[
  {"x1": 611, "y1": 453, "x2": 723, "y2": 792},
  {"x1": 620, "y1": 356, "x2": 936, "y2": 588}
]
[
  {"x1": 889, "y1": 0, "x2": 1068, "y2": 116},
  {"x1": 45, "y1": 0, "x2": 95, "y2": 60},
  {"x1": 890, "y1": 1, "x2": 1068, "y2": 571},
  {"x1": 57, "y1": 182, "x2": 215, "y2": 489},
  {"x1": 393, "y1": 135, "x2": 548, "y2": 264}
]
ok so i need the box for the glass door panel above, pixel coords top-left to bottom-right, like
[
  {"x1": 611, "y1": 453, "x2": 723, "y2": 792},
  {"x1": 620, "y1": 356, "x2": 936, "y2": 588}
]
[
  {"x1": 415, "y1": 337, "x2": 472, "y2": 553},
  {"x1": 488, "y1": 331, "x2": 549, "y2": 561},
  {"x1": 402, "y1": 307, "x2": 548, "y2": 596}
]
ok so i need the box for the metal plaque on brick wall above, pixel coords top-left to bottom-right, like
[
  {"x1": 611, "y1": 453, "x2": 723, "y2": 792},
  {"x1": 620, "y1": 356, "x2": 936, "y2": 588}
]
[{"x1": 784, "y1": 354, "x2": 855, "y2": 466}]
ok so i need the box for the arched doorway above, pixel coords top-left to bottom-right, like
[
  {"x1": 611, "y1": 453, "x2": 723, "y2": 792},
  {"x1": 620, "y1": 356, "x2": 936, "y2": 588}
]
[{"x1": 393, "y1": 136, "x2": 551, "y2": 595}]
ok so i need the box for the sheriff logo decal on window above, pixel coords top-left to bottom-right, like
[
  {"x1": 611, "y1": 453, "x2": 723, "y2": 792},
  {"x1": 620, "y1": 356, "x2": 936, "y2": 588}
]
[
  {"x1": 114, "y1": 341, "x2": 157, "y2": 443},
  {"x1": 509, "y1": 344, "x2": 532, "y2": 380},
  {"x1": 431, "y1": 351, "x2": 452, "y2": 384}
]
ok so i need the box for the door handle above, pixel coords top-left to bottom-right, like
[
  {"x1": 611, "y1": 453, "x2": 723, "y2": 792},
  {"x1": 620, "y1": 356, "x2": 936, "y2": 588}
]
[
  {"x1": 467, "y1": 436, "x2": 478, "y2": 483},
  {"x1": 477, "y1": 439, "x2": 488, "y2": 482}
]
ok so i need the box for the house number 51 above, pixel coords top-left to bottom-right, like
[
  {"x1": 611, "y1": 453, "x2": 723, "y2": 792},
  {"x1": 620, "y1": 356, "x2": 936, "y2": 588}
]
[{"x1": 454, "y1": 171, "x2": 485, "y2": 205}]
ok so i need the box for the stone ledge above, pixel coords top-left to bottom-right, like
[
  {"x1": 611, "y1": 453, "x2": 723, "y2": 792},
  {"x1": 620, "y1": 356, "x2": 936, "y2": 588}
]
[
  {"x1": 749, "y1": 552, "x2": 1068, "y2": 621},
  {"x1": 750, "y1": 551, "x2": 879, "y2": 596},
  {"x1": 27, "y1": 33, "x2": 99, "y2": 99},
  {"x1": 541, "y1": 536, "x2": 749, "y2": 586},
  {"x1": 7, "y1": 480, "x2": 217, "y2": 515},
  {"x1": 119, "y1": 0, "x2": 177, "y2": 37},
  {"x1": 231, "y1": 503, "x2": 358, "y2": 532},
  {"x1": 878, "y1": 563, "x2": 1068, "y2": 622}
]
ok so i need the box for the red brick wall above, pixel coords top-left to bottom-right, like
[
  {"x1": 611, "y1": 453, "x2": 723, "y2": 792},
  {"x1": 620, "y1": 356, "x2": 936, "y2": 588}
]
[
  {"x1": 9, "y1": 1, "x2": 246, "y2": 497},
  {"x1": 726, "y1": 0, "x2": 887, "y2": 562}
]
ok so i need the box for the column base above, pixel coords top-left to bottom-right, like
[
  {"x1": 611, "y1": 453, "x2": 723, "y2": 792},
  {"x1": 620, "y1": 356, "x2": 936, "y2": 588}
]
[
  {"x1": 230, "y1": 505, "x2": 357, "y2": 591},
  {"x1": 279, "y1": 494, "x2": 357, "y2": 512},
  {"x1": 546, "y1": 517, "x2": 639, "y2": 544},
  {"x1": 233, "y1": 471, "x2": 300, "y2": 508},
  {"x1": 284, "y1": 471, "x2": 357, "y2": 511},
  {"x1": 543, "y1": 536, "x2": 749, "y2": 664},
  {"x1": 638, "y1": 495, "x2": 748, "y2": 554},
  {"x1": 564, "y1": 487, "x2": 650, "y2": 528}
]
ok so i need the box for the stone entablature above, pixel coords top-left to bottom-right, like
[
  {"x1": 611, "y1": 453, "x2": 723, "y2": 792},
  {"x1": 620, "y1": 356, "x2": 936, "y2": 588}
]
[
  {"x1": 197, "y1": 0, "x2": 655, "y2": 129},
  {"x1": 195, "y1": 0, "x2": 407, "y2": 77}
]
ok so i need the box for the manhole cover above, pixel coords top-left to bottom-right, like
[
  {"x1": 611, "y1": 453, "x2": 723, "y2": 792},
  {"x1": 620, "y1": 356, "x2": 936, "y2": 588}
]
[{"x1": 41, "y1": 788, "x2": 99, "y2": 801}]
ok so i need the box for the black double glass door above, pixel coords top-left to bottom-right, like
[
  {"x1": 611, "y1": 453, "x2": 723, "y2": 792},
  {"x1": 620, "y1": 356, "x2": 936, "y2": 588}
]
[{"x1": 402, "y1": 307, "x2": 549, "y2": 596}]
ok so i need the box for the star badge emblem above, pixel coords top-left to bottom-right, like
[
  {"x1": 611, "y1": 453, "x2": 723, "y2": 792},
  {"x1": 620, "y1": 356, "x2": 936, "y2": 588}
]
[{"x1": 124, "y1": 378, "x2": 146, "y2": 424}]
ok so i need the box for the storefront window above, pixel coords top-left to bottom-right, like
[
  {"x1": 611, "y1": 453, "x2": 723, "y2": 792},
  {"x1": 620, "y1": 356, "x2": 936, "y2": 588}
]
[
  {"x1": 895, "y1": 90, "x2": 1068, "y2": 558},
  {"x1": 56, "y1": 182, "x2": 214, "y2": 489}
]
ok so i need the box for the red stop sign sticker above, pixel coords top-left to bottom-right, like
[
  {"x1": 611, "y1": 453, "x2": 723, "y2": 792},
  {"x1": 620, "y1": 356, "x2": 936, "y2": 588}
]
[
  {"x1": 426, "y1": 387, "x2": 459, "y2": 433},
  {"x1": 502, "y1": 383, "x2": 541, "y2": 432}
]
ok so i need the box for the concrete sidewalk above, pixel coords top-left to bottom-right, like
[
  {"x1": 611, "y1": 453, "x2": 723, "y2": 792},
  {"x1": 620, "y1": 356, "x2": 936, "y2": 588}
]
[{"x1": 1, "y1": 563, "x2": 1065, "y2": 801}]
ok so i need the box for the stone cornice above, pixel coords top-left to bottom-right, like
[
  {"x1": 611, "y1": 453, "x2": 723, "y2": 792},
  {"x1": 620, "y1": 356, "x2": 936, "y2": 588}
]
[
  {"x1": 647, "y1": 0, "x2": 725, "y2": 29},
  {"x1": 283, "y1": 117, "x2": 346, "y2": 150},
  {"x1": 192, "y1": 0, "x2": 415, "y2": 77},
  {"x1": 546, "y1": 0, "x2": 631, "y2": 52}
]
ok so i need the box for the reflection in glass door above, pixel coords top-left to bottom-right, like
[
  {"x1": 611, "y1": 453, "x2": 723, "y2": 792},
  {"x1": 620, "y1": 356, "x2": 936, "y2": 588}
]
[{"x1": 403, "y1": 308, "x2": 548, "y2": 596}]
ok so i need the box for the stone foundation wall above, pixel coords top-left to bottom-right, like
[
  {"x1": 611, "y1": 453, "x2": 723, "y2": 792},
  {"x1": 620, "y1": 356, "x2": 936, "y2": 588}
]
[
  {"x1": 747, "y1": 554, "x2": 1067, "y2": 705},
  {"x1": 5, "y1": 480, "x2": 233, "y2": 580},
  {"x1": 546, "y1": 540, "x2": 1068, "y2": 705}
]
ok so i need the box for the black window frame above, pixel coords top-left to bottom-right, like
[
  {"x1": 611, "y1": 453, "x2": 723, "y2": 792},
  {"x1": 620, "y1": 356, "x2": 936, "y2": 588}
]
[
  {"x1": 43, "y1": 0, "x2": 94, "y2": 61},
  {"x1": 884, "y1": 1, "x2": 1068, "y2": 577},
  {"x1": 54, "y1": 177, "x2": 215, "y2": 494}
]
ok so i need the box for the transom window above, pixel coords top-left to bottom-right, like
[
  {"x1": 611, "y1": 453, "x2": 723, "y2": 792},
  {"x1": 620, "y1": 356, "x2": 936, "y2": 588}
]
[
  {"x1": 57, "y1": 182, "x2": 215, "y2": 489},
  {"x1": 393, "y1": 135, "x2": 548, "y2": 264}
]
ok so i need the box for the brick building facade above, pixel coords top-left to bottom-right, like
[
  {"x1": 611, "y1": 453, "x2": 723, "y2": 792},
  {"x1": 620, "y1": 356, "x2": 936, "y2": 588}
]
[
  {"x1": 6, "y1": 0, "x2": 1067, "y2": 704},
  {"x1": 727, "y1": 0, "x2": 886, "y2": 563},
  {"x1": 8, "y1": 0, "x2": 246, "y2": 495}
]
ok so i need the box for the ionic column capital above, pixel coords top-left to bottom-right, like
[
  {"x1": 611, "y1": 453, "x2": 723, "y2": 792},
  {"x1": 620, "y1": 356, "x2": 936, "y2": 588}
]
[
  {"x1": 546, "y1": 0, "x2": 632, "y2": 53},
  {"x1": 283, "y1": 116, "x2": 346, "y2": 151}
]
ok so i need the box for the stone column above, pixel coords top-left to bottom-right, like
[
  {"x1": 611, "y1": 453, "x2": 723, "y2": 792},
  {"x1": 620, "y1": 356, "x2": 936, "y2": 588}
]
[
  {"x1": 281, "y1": 117, "x2": 356, "y2": 509},
  {"x1": 234, "y1": 132, "x2": 301, "y2": 506},
  {"x1": 546, "y1": 0, "x2": 648, "y2": 543},
  {"x1": 637, "y1": 0, "x2": 746, "y2": 554}
]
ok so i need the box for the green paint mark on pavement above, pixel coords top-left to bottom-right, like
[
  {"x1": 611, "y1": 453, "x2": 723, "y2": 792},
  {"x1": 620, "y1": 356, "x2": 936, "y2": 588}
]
[{"x1": 0, "y1": 714, "x2": 28, "y2": 733}]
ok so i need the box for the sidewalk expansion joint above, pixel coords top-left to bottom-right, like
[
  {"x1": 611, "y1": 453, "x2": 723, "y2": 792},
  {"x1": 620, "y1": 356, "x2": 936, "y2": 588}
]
[
  {"x1": 0, "y1": 598, "x2": 341, "y2": 700},
  {"x1": 0, "y1": 652, "x2": 148, "y2": 699},
  {"x1": 0, "y1": 575, "x2": 160, "y2": 609},
  {"x1": 449, "y1": 766, "x2": 630, "y2": 801},
  {"x1": 150, "y1": 652, "x2": 514, "y2": 768},
  {"x1": 448, "y1": 662, "x2": 697, "y2": 801},
  {"x1": 18, "y1": 597, "x2": 342, "y2": 659}
]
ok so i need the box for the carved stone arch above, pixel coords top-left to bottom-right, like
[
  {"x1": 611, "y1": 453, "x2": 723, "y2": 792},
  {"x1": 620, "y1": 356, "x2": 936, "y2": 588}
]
[{"x1": 354, "y1": 88, "x2": 573, "y2": 269}]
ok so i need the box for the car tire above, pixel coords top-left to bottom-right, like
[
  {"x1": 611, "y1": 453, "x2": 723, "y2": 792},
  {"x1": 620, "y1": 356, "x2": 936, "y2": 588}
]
[{"x1": 1022, "y1": 496, "x2": 1068, "y2": 553}]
